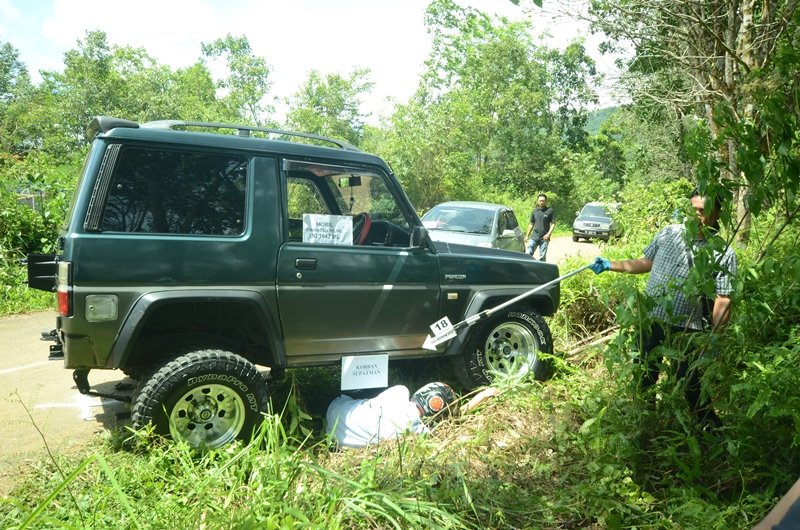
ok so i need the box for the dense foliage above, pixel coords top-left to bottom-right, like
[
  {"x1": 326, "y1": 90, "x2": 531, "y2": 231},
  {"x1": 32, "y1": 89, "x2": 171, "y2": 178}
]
[{"x1": 1, "y1": 0, "x2": 799, "y2": 527}]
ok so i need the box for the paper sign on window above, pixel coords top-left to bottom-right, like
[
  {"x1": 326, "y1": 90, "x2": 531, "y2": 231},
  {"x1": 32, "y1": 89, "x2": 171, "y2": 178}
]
[{"x1": 302, "y1": 214, "x2": 353, "y2": 245}]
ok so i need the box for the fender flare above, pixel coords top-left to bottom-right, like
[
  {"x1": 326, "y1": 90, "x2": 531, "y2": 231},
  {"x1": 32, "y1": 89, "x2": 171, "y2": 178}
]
[{"x1": 106, "y1": 290, "x2": 285, "y2": 368}]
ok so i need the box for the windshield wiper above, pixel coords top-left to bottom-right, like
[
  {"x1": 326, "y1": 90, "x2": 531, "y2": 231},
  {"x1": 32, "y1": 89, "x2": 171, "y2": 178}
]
[{"x1": 435, "y1": 227, "x2": 468, "y2": 232}]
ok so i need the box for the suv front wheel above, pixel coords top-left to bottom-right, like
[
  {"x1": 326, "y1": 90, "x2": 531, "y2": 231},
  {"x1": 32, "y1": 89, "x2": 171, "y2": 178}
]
[
  {"x1": 453, "y1": 308, "x2": 554, "y2": 387},
  {"x1": 131, "y1": 350, "x2": 269, "y2": 449}
]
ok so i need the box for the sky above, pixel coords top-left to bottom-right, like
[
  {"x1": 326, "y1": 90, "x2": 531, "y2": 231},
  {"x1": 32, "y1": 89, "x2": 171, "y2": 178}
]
[{"x1": 0, "y1": 0, "x2": 618, "y2": 123}]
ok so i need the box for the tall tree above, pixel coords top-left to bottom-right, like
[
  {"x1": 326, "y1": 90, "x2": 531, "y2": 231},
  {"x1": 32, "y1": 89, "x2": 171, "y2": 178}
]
[
  {"x1": 0, "y1": 40, "x2": 32, "y2": 156},
  {"x1": 201, "y1": 34, "x2": 273, "y2": 125},
  {"x1": 382, "y1": 0, "x2": 598, "y2": 208},
  {"x1": 9, "y1": 31, "x2": 239, "y2": 158},
  {"x1": 285, "y1": 69, "x2": 374, "y2": 147},
  {"x1": 568, "y1": 0, "x2": 799, "y2": 241},
  {"x1": 0, "y1": 41, "x2": 30, "y2": 103}
]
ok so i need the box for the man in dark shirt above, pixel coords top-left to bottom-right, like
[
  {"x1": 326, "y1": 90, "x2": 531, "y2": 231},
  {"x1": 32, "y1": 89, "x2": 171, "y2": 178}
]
[{"x1": 525, "y1": 194, "x2": 555, "y2": 261}]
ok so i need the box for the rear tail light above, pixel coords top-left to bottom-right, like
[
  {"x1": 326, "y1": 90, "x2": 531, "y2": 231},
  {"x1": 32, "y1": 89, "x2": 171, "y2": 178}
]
[{"x1": 56, "y1": 261, "x2": 72, "y2": 317}]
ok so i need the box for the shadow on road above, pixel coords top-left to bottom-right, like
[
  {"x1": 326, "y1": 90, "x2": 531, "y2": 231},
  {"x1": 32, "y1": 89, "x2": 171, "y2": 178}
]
[{"x1": 72, "y1": 376, "x2": 134, "y2": 429}]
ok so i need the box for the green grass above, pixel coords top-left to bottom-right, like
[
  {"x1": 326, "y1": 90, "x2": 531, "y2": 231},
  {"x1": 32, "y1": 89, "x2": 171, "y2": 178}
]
[
  {"x1": 0, "y1": 362, "x2": 778, "y2": 529},
  {"x1": 0, "y1": 263, "x2": 54, "y2": 316},
  {"x1": 0, "y1": 221, "x2": 794, "y2": 529}
]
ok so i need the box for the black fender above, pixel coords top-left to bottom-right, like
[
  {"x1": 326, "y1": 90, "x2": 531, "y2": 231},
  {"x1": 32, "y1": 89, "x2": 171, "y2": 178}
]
[
  {"x1": 106, "y1": 289, "x2": 285, "y2": 369},
  {"x1": 442, "y1": 286, "x2": 558, "y2": 357}
]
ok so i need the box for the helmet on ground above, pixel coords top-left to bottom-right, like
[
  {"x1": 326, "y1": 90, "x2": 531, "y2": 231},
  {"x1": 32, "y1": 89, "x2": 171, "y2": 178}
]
[{"x1": 411, "y1": 382, "x2": 457, "y2": 419}]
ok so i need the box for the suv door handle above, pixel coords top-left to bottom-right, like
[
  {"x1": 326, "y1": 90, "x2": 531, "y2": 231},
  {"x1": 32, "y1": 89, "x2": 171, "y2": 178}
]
[{"x1": 295, "y1": 258, "x2": 317, "y2": 270}]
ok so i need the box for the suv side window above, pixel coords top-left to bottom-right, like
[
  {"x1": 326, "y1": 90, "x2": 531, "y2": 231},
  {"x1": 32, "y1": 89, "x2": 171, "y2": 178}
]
[
  {"x1": 283, "y1": 160, "x2": 410, "y2": 247},
  {"x1": 98, "y1": 146, "x2": 247, "y2": 235}
]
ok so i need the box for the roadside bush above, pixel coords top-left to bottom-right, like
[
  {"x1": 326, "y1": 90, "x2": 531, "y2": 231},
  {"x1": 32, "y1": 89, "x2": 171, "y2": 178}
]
[
  {"x1": 0, "y1": 151, "x2": 81, "y2": 315},
  {"x1": 0, "y1": 191, "x2": 58, "y2": 315},
  {"x1": 616, "y1": 178, "x2": 696, "y2": 245},
  {"x1": 0, "y1": 259, "x2": 53, "y2": 314},
  {"x1": 549, "y1": 252, "x2": 645, "y2": 349},
  {"x1": 0, "y1": 191, "x2": 52, "y2": 257},
  {"x1": 1, "y1": 362, "x2": 774, "y2": 529}
]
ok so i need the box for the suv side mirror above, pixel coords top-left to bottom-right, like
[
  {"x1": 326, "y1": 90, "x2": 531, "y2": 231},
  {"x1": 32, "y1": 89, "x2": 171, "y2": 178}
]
[{"x1": 410, "y1": 225, "x2": 429, "y2": 248}]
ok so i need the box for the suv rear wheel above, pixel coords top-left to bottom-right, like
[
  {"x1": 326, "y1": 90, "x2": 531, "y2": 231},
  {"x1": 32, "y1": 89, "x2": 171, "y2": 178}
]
[
  {"x1": 453, "y1": 308, "x2": 554, "y2": 387},
  {"x1": 131, "y1": 350, "x2": 269, "y2": 449}
]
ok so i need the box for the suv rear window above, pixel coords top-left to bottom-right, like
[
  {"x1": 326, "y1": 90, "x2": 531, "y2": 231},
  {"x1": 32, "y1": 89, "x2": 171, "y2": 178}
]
[{"x1": 98, "y1": 146, "x2": 247, "y2": 235}]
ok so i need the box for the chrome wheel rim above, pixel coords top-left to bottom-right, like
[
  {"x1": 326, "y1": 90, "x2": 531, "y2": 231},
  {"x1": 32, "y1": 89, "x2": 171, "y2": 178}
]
[
  {"x1": 483, "y1": 321, "x2": 539, "y2": 375},
  {"x1": 169, "y1": 383, "x2": 246, "y2": 449}
]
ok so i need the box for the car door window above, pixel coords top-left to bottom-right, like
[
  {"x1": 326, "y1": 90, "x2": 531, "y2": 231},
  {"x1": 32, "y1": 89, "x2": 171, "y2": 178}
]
[
  {"x1": 498, "y1": 211, "x2": 508, "y2": 233},
  {"x1": 283, "y1": 159, "x2": 411, "y2": 247}
]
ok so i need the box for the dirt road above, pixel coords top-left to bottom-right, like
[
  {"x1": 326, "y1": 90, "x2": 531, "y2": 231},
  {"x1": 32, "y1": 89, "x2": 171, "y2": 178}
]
[
  {"x1": 542, "y1": 234, "x2": 601, "y2": 266},
  {"x1": 0, "y1": 312, "x2": 132, "y2": 496},
  {"x1": 0, "y1": 235, "x2": 599, "y2": 495}
]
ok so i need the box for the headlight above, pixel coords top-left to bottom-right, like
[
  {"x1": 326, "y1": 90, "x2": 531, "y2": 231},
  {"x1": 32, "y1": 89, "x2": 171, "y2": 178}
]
[{"x1": 477, "y1": 242, "x2": 493, "y2": 248}]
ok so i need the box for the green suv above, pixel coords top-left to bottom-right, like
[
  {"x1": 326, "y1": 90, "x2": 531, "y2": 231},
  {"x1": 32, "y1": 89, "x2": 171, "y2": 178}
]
[{"x1": 27, "y1": 117, "x2": 561, "y2": 448}]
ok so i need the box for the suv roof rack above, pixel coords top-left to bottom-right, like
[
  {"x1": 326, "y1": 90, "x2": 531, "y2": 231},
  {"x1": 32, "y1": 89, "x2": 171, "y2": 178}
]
[
  {"x1": 144, "y1": 120, "x2": 360, "y2": 151},
  {"x1": 86, "y1": 116, "x2": 360, "y2": 151}
]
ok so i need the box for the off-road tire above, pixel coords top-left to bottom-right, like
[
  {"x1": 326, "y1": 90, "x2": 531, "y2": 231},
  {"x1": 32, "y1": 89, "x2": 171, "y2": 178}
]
[
  {"x1": 572, "y1": 235, "x2": 579, "y2": 242},
  {"x1": 122, "y1": 365, "x2": 154, "y2": 381},
  {"x1": 452, "y1": 307, "x2": 554, "y2": 388},
  {"x1": 131, "y1": 350, "x2": 269, "y2": 449}
]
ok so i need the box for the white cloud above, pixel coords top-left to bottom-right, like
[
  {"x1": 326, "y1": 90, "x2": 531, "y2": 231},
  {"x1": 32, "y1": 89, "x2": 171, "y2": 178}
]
[
  {"x1": 32, "y1": 0, "x2": 435, "y2": 121},
  {"x1": 230, "y1": 0, "x2": 432, "y2": 120},
  {"x1": 42, "y1": 0, "x2": 220, "y2": 66},
  {"x1": 0, "y1": 0, "x2": 21, "y2": 24},
  {"x1": 5, "y1": 0, "x2": 621, "y2": 122}
]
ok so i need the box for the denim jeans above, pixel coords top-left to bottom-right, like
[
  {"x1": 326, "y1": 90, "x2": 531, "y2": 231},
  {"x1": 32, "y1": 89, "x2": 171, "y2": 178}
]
[{"x1": 526, "y1": 238, "x2": 549, "y2": 261}]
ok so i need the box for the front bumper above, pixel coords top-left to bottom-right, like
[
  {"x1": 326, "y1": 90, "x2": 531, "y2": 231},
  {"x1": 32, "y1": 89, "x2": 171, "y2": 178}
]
[{"x1": 573, "y1": 228, "x2": 612, "y2": 239}]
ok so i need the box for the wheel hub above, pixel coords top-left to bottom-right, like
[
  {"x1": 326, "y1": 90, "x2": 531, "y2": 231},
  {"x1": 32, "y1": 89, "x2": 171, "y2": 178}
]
[
  {"x1": 169, "y1": 383, "x2": 246, "y2": 448},
  {"x1": 189, "y1": 398, "x2": 216, "y2": 422},
  {"x1": 484, "y1": 321, "x2": 539, "y2": 374}
]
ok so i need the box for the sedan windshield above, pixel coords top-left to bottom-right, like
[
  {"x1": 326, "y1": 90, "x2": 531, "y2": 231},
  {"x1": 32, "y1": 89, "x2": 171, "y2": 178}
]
[
  {"x1": 581, "y1": 204, "x2": 611, "y2": 217},
  {"x1": 422, "y1": 207, "x2": 494, "y2": 234}
]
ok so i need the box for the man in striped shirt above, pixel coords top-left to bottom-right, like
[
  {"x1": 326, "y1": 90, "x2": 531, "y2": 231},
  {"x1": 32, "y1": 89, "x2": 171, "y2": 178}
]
[{"x1": 590, "y1": 189, "x2": 737, "y2": 426}]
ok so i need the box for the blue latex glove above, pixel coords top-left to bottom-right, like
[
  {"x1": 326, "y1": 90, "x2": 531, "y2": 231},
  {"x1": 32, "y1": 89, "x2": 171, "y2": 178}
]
[{"x1": 590, "y1": 257, "x2": 610, "y2": 274}]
